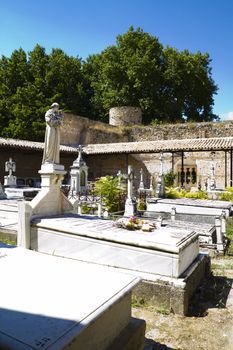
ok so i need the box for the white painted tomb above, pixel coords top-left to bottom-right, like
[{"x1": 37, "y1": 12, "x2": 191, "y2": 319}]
[
  {"x1": 0, "y1": 246, "x2": 144, "y2": 350},
  {"x1": 29, "y1": 214, "x2": 199, "y2": 278}
]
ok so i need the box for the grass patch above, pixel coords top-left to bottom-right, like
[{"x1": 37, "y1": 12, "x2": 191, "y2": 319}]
[
  {"x1": 226, "y1": 218, "x2": 233, "y2": 255},
  {"x1": 131, "y1": 297, "x2": 146, "y2": 308},
  {"x1": 0, "y1": 238, "x2": 16, "y2": 246},
  {"x1": 211, "y1": 262, "x2": 233, "y2": 270}
]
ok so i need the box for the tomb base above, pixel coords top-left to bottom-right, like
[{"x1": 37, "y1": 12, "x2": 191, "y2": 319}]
[{"x1": 132, "y1": 253, "x2": 210, "y2": 315}]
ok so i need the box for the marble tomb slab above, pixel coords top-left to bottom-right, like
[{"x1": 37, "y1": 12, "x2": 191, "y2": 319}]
[
  {"x1": 0, "y1": 246, "x2": 141, "y2": 350},
  {"x1": 31, "y1": 214, "x2": 199, "y2": 278},
  {"x1": 147, "y1": 197, "x2": 232, "y2": 216}
]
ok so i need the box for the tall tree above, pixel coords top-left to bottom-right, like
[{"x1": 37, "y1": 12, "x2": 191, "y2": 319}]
[
  {"x1": 84, "y1": 26, "x2": 164, "y2": 122},
  {"x1": 162, "y1": 48, "x2": 218, "y2": 122},
  {"x1": 85, "y1": 26, "x2": 218, "y2": 123}
]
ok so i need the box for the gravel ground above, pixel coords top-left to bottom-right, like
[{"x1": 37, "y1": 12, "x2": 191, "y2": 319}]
[{"x1": 133, "y1": 257, "x2": 233, "y2": 350}]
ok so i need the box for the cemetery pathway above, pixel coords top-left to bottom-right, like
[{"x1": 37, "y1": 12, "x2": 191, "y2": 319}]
[{"x1": 133, "y1": 256, "x2": 233, "y2": 350}]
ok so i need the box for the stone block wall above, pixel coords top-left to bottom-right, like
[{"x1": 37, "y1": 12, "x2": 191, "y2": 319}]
[
  {"x1": 60, "y1": 113, "x2": 128, "y2": 146},
  {"x1": 127, "y1": 120, "x2": 233, "y2": 142},
  {"x1": 61, "y1": 113, "x2": 233, "y2": 145}
]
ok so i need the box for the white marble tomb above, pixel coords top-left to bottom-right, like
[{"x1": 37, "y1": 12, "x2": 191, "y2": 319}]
[
  {"x1": 147, "y1": 197, "x2": 232, "y2": 217},
  {"x1": 30, "y1": 214, "x2": 199, "y2": 278},
  {"x1": 0, "y1": 246, "x2": 143, "y2": 350}
]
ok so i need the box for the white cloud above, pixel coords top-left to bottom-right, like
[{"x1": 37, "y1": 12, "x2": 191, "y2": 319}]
[{"x1": 220, "y1": 112, "x2": 233, "y2": 121}]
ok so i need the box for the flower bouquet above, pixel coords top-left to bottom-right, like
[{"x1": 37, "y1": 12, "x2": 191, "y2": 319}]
[{"x1": 115, "y1": 216, "x2": 156, "y2": 232}]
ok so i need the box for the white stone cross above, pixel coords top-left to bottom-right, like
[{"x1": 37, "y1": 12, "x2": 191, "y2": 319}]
[
  {"x1": 139, "y1": 168, "x2": 145, "y2": 190},
  {"x1": 5, "y1": 158, "x2": 16, "y2": 176},
  {"x1": 159, "y1": 152, "x2": 164, "y2": 176},
  {"x1": 127, "y1": 165, "x2": 134, "y2": 199}
]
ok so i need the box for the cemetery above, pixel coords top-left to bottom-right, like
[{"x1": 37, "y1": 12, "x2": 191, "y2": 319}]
[{"x1": 0, "y1": 104, "x2": 233, "y2": 349}]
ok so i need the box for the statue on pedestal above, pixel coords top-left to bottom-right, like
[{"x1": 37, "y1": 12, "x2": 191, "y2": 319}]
[{"x1": 42, "y1": 103, "x2": 63, "y2": 165}]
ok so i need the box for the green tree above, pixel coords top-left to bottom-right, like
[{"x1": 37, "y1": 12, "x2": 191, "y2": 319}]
[
  {"x1": 85, "y1": 26, "x2": 218, "y2": 123},
  {"x1": 162, "y1": 48, "x2": 218, "y2": 122},
  {"x1": 94, "y1": 176, "x2": 126, "y2": 212},
  {"x1": 84, "y1": 26, "x2": 164, "y2": 122},
  {"x1": 0, "y1": 45, "x2": 88, "y2": 140}
]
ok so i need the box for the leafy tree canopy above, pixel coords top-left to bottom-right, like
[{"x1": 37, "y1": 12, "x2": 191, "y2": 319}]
[
  {"x1": 85, "y1": 26, "x2": 218, "y2": 123},
  {"x1": 0, "y1": 27, "x2": 218, "y2": 140}
]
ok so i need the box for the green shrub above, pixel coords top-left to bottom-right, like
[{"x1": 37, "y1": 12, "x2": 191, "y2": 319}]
[
  {"x1": 219, "y1": 188, "x2": 233, "y2": 201},
  {"x1": 165, "y1": 187, "x2": 181, "y2": 198},
  {"x1": 94, "y1": 176, "x2": 126, "y2": 213},
  {"x1": 137, "y1": 198, "x2": 146, "y2": 211},
  {"x1": 164, "y1": 170, "x2": 176, "y2": 187},
  {"x1": 165, "y1": 187, "x2": 208, "y2": 199}
]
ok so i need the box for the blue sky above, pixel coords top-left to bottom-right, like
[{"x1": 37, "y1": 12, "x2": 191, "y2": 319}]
[{"x1": 1, "y1": 0, "x2": 233, "y2": 119}]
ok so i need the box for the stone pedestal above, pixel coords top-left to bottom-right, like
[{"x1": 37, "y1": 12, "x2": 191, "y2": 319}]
[
  {"x1": 124, "y1": 198, "x2": 137, "y2": 217},
  {"x1": 0, "y1": 183, "x2": 7, "y2": 199},
  {"x1": 4, "y1": 174, "x2": 17, "y2": 187},
  {"x1": 30, "y1": 164, "x2": 73, "y2": 216},
  {"x1": 18, "y1": 163, "x2": 73, "y2": 249}
]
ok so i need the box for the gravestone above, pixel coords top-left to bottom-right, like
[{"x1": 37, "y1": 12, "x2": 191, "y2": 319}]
[
  {"x1": 4, "y1": 157, "x2": 17, "y2": 187},
  {"x1": 69, "y1": 145, "x2": 89, "y2": 196},
  {"x1": 124, "y1": 165, "x2": 137, "y2": 217},
  {"x1": 155, "y1": 152, "x2": 165, "y2": 198}
]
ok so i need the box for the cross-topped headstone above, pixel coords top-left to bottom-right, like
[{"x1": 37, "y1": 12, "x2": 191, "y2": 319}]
[
  {"x1": 5, "y1": 158, "x2": 16, "y2": 177},
  {"x1": 4, "y1": 158, "x2": 17, "y2": 188},
  {"x1": 138, "y1": 168, "x2": 145, "y2": 191},
  {"x1": 127, "y1": 165, "x2": 134, "y2": 199},
  {"x1": 156, "y1": 152, "x2": 165, "y2": 198},
  {"x1": 124, "y1": 165, "x2": 137, "y2": 217}
]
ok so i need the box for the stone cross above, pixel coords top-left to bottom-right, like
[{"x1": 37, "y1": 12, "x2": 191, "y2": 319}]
[
  {"x1": 138, "y1": 168, "x2": 145, "y2": 191},
  {"x1": 156, "y1": 153, "x2": 165, "y2": 198},
  {"x1": 124, "y1": 165, "x2": 137, "y2": 217},
  {"x1": 5, "y1": 158, "x2": 16, "y2": 177},
  {"x1": 127, "y1": 165, "x2": 134, "y2": 199},
  {"x1": 159, "y1": 152, "x2": 164, "y2": 176},
  {"x1": 149, "y1": 175, "x2": 153, "y2": 191},
  {"x1": 209, "y1": 161, "x2": 216, "y2": 190}
]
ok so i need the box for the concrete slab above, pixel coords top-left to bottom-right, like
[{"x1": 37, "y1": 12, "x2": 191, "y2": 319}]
[{"x1": 0, "y1": 247, "x2": 143, "y2": 350}]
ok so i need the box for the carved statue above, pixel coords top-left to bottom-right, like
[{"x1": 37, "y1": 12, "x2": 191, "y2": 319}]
[{"x1": 42, "y1": 103, "x2": 63, "y2": 164}]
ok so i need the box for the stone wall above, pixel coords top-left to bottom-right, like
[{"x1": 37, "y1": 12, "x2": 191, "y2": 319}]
[
  {"x1": 127, "y1": 120, "x2": 233, "y2": 142},
  {"x1": 61, "y1": 113, "x2": 233, "y2": 145},
  {"x1": 60, "y1": 113, "x2": 128, "y2": 146}
]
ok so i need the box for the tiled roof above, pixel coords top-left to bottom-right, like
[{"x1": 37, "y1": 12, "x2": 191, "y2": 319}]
[
  {"x1": 83, "y1": 137, "x2": 233, "y2": 155},
  {"x1": 0, "y1": 137, "x2": 77, "y2": 154},
  {"x1": 1, "y1": 136, "x2": 233, "y2": 155}
]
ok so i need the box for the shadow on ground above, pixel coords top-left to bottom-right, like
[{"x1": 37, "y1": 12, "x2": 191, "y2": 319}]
[
  {"x1": 188, "y1": 273, "x2": 233, "y2": 317},
  {"x1": 144, "y1": 338, "x2": 174, "y2": 350}
]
